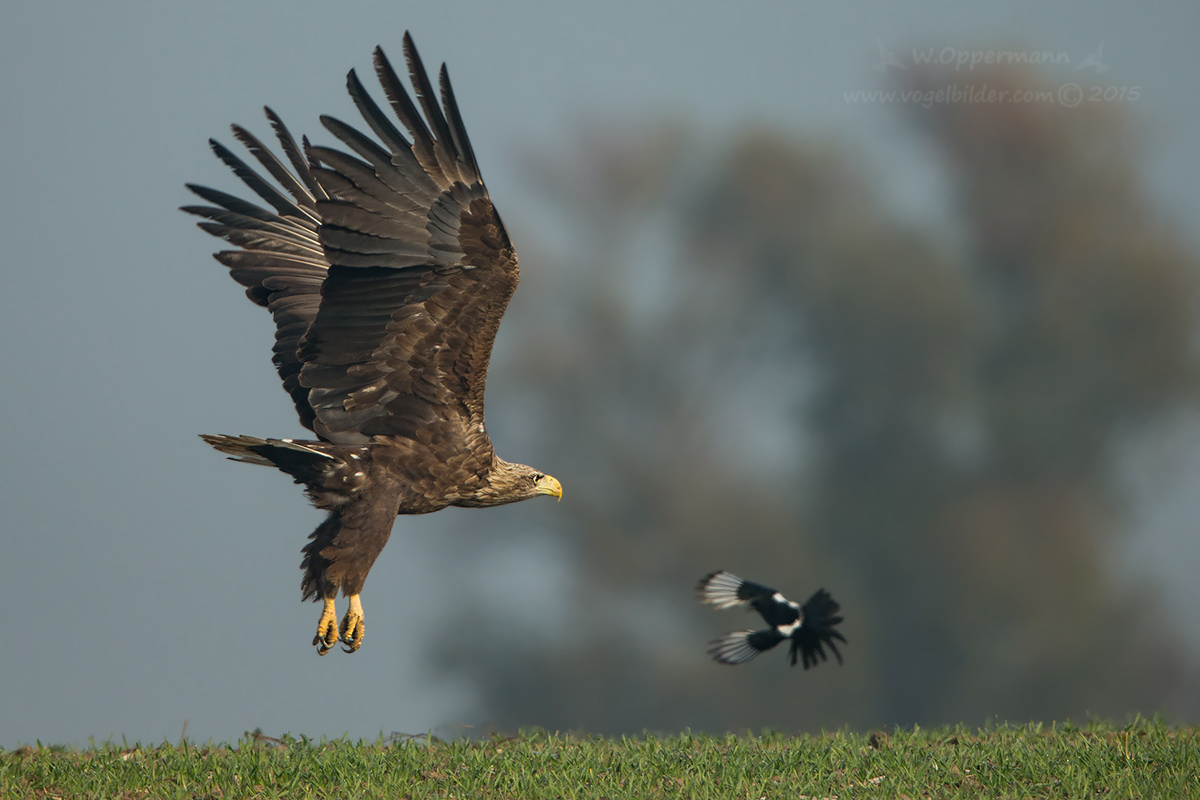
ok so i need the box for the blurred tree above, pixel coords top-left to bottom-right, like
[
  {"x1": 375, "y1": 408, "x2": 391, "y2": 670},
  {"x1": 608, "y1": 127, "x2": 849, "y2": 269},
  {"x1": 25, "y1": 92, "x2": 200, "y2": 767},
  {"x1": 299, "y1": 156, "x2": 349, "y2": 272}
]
[{"x1": 429, "y1": 66, "x2": 1199, "y2": 733}]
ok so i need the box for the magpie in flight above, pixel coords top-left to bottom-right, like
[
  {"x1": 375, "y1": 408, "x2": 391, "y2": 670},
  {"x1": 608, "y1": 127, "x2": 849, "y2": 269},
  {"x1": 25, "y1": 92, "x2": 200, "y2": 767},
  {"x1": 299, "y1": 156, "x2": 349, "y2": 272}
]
[{"x1": 697, "y1": 571, "x2": 846, "y2": 669}]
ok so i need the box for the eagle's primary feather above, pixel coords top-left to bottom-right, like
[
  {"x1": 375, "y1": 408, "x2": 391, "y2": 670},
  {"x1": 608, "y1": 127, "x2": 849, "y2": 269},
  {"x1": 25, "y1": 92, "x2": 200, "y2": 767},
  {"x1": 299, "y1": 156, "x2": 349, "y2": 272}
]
[{"x1": 185, "y1": 34, "x2": 561, "y2": 655}]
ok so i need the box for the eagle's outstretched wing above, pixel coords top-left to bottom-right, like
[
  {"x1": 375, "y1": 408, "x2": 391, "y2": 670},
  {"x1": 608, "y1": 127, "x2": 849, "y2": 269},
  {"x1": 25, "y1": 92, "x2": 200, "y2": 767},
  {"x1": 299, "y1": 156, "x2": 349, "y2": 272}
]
[
  {"x1": 184, "y1": 33, "x2": 517, "y2": 460},
  {"x1": 182, "y1": 109, "x2": 329, "y2": 432}
]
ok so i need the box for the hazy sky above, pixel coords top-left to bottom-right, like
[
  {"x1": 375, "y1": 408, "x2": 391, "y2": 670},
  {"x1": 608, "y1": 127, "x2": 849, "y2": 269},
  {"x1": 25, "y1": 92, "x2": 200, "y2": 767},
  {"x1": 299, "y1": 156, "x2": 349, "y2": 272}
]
[{"x1": 1, "y1": 1, "x2": 1197, "y2": 747}]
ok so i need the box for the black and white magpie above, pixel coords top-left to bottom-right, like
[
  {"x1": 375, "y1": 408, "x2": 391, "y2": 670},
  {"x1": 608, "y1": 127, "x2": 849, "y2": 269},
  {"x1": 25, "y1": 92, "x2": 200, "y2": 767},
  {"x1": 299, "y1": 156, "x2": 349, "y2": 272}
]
[{"x1": 696, "y1": 571, "x2": 846, "y2": 669}]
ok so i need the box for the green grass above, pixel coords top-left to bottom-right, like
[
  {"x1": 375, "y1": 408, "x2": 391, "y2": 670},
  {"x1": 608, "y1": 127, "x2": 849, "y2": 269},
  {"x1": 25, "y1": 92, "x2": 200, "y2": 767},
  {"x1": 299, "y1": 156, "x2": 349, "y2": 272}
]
[{"x1": 3, "y1": 719, "x2": 1197, "y2": 799}]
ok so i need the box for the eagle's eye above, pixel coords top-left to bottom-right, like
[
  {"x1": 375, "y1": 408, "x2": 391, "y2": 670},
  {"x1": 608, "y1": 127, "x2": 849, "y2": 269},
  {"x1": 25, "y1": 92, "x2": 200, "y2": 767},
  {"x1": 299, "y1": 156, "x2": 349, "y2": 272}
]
[{"x1": 532, "y1": 472, "x2": 545, "y2": 482}]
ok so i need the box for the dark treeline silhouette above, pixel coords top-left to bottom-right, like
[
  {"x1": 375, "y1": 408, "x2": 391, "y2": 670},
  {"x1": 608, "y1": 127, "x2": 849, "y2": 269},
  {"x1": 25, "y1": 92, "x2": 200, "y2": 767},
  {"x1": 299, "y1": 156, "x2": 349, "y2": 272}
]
[{"x1": 428, "y1": 64, "x2": 1199, "y2": 733}]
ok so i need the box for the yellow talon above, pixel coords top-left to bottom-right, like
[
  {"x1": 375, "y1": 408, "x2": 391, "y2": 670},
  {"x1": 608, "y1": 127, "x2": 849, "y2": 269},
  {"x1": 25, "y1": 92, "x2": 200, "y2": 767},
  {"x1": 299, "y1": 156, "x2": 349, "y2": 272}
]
[
  {"x1": 313, "y1": 597, "x2": 338, "y2": 655},
  {"x1": 339, "y1": 594, "x2": 365, "y2": 653}
]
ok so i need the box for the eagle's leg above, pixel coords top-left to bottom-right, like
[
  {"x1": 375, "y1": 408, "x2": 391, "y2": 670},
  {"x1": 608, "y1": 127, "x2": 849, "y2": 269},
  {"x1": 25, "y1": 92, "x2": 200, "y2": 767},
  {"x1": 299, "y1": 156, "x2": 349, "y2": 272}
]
[
  {"x1": 339, "y1": 594, "x2": 365, "y2": 653},
  {"x1": 313, "y1": 596, "x2": 339, "y2": 656}
]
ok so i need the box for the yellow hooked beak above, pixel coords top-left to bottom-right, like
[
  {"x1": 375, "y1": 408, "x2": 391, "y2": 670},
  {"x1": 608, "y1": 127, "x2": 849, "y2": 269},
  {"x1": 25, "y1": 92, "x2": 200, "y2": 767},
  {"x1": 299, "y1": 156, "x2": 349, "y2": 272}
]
[{"x1": 536, "y1": 474, "x2": 563, "y2": 501}]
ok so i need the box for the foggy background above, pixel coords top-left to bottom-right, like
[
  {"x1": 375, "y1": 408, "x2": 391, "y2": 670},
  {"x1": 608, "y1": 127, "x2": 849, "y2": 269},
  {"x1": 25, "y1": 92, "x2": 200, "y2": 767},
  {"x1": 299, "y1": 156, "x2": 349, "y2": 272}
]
[{"x1": 2, "y1": 1, "x2": 1198, "y2": 747}]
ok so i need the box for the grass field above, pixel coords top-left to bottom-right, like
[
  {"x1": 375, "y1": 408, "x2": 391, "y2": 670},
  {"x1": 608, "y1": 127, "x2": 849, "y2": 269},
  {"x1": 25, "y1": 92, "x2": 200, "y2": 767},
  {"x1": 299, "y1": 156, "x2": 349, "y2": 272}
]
[{"x1": 3, "y1": 718, "x2": 1197, "y2": 799}]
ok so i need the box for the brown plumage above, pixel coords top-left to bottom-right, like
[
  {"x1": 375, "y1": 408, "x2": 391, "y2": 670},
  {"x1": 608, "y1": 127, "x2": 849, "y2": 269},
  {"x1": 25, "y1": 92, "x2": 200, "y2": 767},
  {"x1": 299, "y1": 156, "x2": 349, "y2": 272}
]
[{"x1": 184, "y1": 34, "x2": 561, "y2": 655}]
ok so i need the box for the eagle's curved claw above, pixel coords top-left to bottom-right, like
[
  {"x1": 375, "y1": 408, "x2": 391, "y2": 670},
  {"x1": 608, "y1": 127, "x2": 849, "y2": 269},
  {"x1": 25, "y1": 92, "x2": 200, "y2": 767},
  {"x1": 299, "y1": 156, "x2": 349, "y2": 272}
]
[
  {"x1": 339, "y1": 594, "x2": 365, "y2": 653},
  {"x1": 314, "y1": 597, "x2": 338, "y2": 656}
]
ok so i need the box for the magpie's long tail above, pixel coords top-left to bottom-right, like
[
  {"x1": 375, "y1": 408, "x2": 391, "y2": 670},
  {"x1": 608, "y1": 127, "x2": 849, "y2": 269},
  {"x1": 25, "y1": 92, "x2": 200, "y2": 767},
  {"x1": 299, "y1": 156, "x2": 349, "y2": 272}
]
[{"x1": 790, "y1": 589, "x2": 847, "y2": 669}]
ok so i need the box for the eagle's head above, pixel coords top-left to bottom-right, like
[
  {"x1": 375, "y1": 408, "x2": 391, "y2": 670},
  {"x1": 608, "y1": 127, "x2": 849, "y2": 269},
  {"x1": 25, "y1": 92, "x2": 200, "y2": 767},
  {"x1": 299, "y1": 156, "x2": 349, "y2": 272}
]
[
  {"x1": 467, "y1": 459, "x2": 562, "y2": 507},
  {"x1": 522, "y1": 466, "x2": 563, "y2": 501}
]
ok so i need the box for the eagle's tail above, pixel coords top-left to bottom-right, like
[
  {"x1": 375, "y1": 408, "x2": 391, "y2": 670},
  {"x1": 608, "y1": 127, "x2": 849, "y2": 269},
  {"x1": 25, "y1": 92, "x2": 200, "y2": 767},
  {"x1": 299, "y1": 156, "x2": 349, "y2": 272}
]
[
  {"x1": 199, "y1": 433, "x2": 356, "y2": 498},
  {"x1": 201, "y1": 433, "x2": 335, "y2": 465}
]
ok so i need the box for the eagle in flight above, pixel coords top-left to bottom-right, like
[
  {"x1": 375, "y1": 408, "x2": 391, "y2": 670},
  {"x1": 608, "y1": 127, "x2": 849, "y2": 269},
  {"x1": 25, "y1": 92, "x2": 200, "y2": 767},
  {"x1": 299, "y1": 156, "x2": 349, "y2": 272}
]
[{"x1": 184, "y1": 34, "x2": 562, "y2": 655}]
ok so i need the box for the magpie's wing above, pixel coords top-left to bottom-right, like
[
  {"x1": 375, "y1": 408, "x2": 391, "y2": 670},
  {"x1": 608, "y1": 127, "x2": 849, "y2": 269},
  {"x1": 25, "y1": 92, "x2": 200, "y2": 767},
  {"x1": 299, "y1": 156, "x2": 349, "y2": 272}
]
[
  {"x1": 696, "y1": 571, "x2": 778, "y2": 609},
  {"x1": 706, "y1": 629, "x2": 785, "y2": 665}
]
